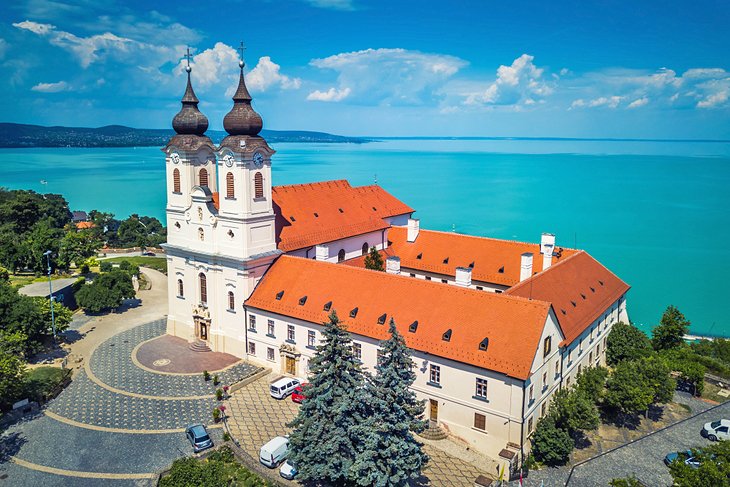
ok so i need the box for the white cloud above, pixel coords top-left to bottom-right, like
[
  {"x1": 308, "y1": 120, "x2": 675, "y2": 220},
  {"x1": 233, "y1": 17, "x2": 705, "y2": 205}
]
[
  {"x1": 31, "y1": 81, "x2": 69, "y2": 92},
  {"x1": 304, "y1": 0, "x2": 355, "y2": 10},
  {"x1": 309, "y1": 48, "x2": 466, "y2": 105},
  {"x1": 697, "y1": 90, "x2": 728, "y2": 108},
  {"x1": 627, "y1": 97, "x2": 649, "y2": 109},
  {"x1": 464, "y1": 54, "x2": 552, "y2": 106},
  {"x1": 14, "y1": 19, "x2": 182, "y2": 69},
  {"x1": 175, "y1": 42, "x2": 238, "y2": 88},
  {"x1": 248, "y1": 56, "x2": 301, "y2": 91},
  {"x1": 13, "y1": 20, "x2": 55, "y2": 35},
  {"x1": 307, "y1": 87, "x2": 351, "y2": 102}
]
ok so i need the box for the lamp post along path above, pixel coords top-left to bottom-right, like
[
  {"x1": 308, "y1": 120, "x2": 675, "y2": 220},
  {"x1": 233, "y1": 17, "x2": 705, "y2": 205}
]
[{"x1": 44, "y1": 250, "x2": 56, "y2": 343}]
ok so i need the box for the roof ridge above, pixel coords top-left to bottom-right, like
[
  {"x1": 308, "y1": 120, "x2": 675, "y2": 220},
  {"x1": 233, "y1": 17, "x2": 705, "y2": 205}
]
[
  {"x1": 273, "y1": 179, "x2": 350, "y2": 192},
  {"x1": 506, "y1": 250, "x2": 586, "y2": 293},
  {"x1": 402, "y1": 226, "x2": 579, "y2": 251},
  {"x1": 279, "y1": 255, "x2": 553, "y2": 309}
]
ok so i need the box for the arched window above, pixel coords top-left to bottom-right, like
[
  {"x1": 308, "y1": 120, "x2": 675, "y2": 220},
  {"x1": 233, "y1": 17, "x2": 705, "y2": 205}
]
[
  {"x1": 198, "y1": 228, "x2": 204, "y2": 241},
  {"x1": 254, "y1": 172, "x2": 264, "y2": 199},
  {"x1": 199, "y1": 273, "x2": 207, "y2": 305},
  {"x1": 173, "y1": 169, "x2": 181, "y2": 193},
  {"x1": 338, "y1": 249, "x2": 346, "y2": 262},
  {"x1": 226, "y1": 172, "x2": 235, "y2": 198},
  {"x1": 228, "y1": 291, "x2": 235, "y2": 310},
  {"x1": 199, "y1": 168, "x2": 209, "y2": 187},
  {"x1": 177, "y1": 279, "x2": 184, "y2": 297},
  {"x1": 362, "y1": 242, "x2": 369, "y2": 256}
]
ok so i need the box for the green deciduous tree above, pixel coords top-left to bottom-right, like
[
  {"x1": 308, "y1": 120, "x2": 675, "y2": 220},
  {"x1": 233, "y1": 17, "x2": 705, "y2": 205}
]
[
  {"x1": 35, "y1": 296, "x2": 72, "y2": 335},
  {"x1": 75, "y1": 269, "x2": 135, "y2": 313},
  {"x1": 0, "y1": 351, "x2": 26, "y2": 411},
  {"x1": 363, "y1": 246, "x2": 385, "y2": 272},
  {"x1": 57, "y1": 229, "x2": 102, "y2": 269},
  {"x1": 288, "y1": 311, "x2": 367, "y2": 484},
  {"x1": 609, "y1": 475, "x2": 644, "y2": 487},
  {"x1": 668, "y1": 441, "x2": 730, "y2": 487},
  {"x1": 652, "y1": 305, "x2": 690, "y2": 351},
  {"x1": 606, "y1": 322, "x2": 653, "y2": 365},
  {"x1": 551, "y1": 388, "x2": 600, "y2": 433},
  {"x1": 604, "y1": 355, "x2": 675, "y2": 415},
  {"x1": 531, "y1": 415, "x2": 574, "y2": 466},
  {"x1": 0, "y1": 280, "x2": 62, "y2": 356},
  {"x1": 350, "y1": 319, "x2": 428, "y2": 486},
  {"x1": 576, "y1": 366, "x2": 609, "y2": 403}
]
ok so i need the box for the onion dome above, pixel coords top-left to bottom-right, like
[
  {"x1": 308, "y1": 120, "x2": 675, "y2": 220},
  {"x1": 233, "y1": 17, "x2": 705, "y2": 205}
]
[
  {"x1": 223, "y1": 58, "x2": 263, "y2": 136},
  {"x1": 172, "y1": 63, "x2": 209, "y2": 136}
]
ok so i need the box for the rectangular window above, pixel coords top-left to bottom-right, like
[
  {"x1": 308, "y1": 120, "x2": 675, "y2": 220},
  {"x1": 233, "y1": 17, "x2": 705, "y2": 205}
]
[
  {"x1": 541, "y1": 402, "x2": 547, "y2": 417},
  {"x1": 267, "y1": 347, "x2": 275, "y2": 361},
  {"x1": 543, "y1": 336, "x2": 552, "y2": 357},
  {"x1": 307, "y1": 330, "x2": 316, "y2": 348},
  {"x1": 409, "y1": 273, "x2": 416, "y2": 277},
  {"x1": 475, "y1": 378, "x2": 488, "y2": 399},
  {"x1": 429, "y1": 364, "x2": 441, "y2": 385},
  {"x1": 474, "y1": 413, "x2": 486, "y2": 431},
  {"x1": 589, "y1": 351, "x2": 593, "y2": 363},
  {"x1": 425, "y1": 276, "x2": 432, "y2": 281},
  {"x1": 476, "y1": 286, "x2": 484, "y2": 291},
  {"x1": 441, "y1": 279, "x2": 448, "y2": 284},
  {"x1": 596, "y1": 344, "x2": 601, "y2": 357},
  {"x1": 248, "y1": 315, "x2": 256, "y2": 331},
  {"x1": 353, "y1": 342, "x2": 362, "y2": 360},
  {"x1": 542, "y1": 371, "x2": 548, "y2": 391},
  {"x1": 267, "y1": 319, "x2": 275, "y2": 336},
  {"x1": 579, "y1": 338, "x2": 584, "y2": 355},
  {"x1": 554, "y1": 359, "x2": 560, "y2": 378},
  {"x1": 287, "y1": 325, "x2": 295, "y2": 342},
  {"x1": 529, "y1": 384, "x2": 534, "y2": 403},
  {"x1": 528, "y1": 417, "x2": 534, "y2": 434},
  {"x1": 247, "y1": 341, "x2": 255, "y2": 355}
]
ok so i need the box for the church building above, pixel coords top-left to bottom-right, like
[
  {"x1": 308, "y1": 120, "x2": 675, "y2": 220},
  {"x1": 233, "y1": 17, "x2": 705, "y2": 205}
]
[{"x1": 162, "y1": 53, "x2": 630, "y2": 470}]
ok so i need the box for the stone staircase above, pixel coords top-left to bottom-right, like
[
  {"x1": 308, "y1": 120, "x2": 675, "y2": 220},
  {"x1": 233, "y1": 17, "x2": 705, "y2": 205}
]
[
  {"x1": 419, "y1": 424, "x2": 449, "y2": 440},
  {"x1": 189, "y1": 340, "x2": 212, "y2": 353}
]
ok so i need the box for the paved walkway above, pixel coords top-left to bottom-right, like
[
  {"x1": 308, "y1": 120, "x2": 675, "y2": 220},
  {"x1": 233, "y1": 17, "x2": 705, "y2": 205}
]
[{"x1": 136, "y1": 334, "x2": 240, "y2": 373}]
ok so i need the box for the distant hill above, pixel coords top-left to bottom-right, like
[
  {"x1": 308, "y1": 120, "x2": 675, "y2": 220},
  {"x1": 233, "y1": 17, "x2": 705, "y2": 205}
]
[{"x1": 0, "y1": 123, "x2": 370, "y2": 148}]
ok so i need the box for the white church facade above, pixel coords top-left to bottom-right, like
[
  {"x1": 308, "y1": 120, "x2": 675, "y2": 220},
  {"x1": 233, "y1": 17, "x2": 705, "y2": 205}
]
[{"x1": 161, "y1": 54, "x2": 630, "y2": 471}]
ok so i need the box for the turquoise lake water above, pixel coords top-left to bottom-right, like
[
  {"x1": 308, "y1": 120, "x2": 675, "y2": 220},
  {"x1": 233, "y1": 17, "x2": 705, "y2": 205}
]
[{"x1": 2, "y1": 139, "x2": 730, "y2": 337}]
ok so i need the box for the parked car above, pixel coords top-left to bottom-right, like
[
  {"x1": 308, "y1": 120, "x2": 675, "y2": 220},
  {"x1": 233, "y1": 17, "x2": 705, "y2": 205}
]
[
  {"x1": 279, "y1": 459, "x2": 298, "y2": 479},
  {"x1": 701, "y1": 419, "x2": 730, "y2": 441},
  {"x1": 664, "y1": 450, "x2": 701, "y2": 469},
  {"x1": 142, "y1": 251, "x2": 156, "y2": 257},
  {"x1": 291, "y1": 383, "x2": 309, "y2": 403},
  {"x1": 260, "y1": 436, "x2": 289, "y2": 468},
  {"x1": 185, "y1": 424, "x2": 213, "y2": 453},
  {"x1": 270, "y1": 377, "x2": 301, "y2": 400}
]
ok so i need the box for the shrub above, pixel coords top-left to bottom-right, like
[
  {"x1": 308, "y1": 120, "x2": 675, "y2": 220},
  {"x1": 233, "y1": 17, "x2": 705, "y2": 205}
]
[
  {"x1": 118, "y1": 260, "x2": 131, "y2": 271},
  {"x1": 213, "y1": 374, "x2": 219, "y2": 385},
  {"x1": 216, "y1": 388, "x2": 223, "y2": 401},
  {"x1": 212, "y1": 407, "x2": 221, "y2": 422},
  {"x1": 99, "y1": 261, "x2": 112, "y2": 272},
  {"x1": 610, "y1": 475, "x2": 644, "y2": 487},
  {"x1": 203, "y1": 370, "x2": 210, "y2": 381},
  {"x1": 79, "y1": 263, "x2": 90, "y2": 274},
  {"x1": 222, "y1": 432, "x2": 231, "y2": 442},
  {"x1": 532, "y1": 415, "x2": 573, "y2": 466}
]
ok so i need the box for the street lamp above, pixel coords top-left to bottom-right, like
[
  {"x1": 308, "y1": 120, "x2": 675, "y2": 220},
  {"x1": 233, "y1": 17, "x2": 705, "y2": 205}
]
[{"x1": 43, "y1": 250, "x2": 56, "y2": 344}]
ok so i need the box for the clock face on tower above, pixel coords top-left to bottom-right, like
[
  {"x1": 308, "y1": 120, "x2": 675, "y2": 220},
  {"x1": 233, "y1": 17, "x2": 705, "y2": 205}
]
[
  {"x1": 252, "y1": 151, "x2": 264, "y2": 168},
  {"x1": 223, "y1": 154, "x2": 234, "y2": 167},
  {"x1": 170, "y1": 153, "x2": 180, "y2": 164}
]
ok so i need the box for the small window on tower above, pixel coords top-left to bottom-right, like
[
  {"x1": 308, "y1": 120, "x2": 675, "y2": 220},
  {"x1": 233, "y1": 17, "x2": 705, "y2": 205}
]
[
  {"x1": 226, "y1": 172, "x2": 235, "y2": 198},
  {"x1": 254, "y1": 172, "x2": 264, "y2": 199},
  {"x1": 173, "y1": 168, "x2": 181, "y2": 193},
  {"x1": 199, "y1": 168, "x2": 209, "y2": 187}
]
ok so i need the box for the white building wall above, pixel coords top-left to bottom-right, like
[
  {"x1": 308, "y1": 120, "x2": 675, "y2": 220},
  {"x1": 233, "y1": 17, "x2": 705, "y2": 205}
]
[
  {"x1": 399, "y1": 268, "x2": 509, "y2": 293},
  {"x1": 287, "y1": 230, "x2": 389, "y2": 262}
]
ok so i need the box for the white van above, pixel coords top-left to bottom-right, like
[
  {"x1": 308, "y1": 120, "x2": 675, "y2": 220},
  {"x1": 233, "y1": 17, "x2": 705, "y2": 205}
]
[
  {"x1": 260, "y1": 436, "x2": 289, "y2": 468},
  {"x1": 270, "y1": 377, "x2": 301, "y2": 400}
]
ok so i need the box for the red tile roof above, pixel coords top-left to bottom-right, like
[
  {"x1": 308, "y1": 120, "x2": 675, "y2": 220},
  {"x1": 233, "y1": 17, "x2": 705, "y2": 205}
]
[
  {"x1": 272, "y1": 180, "x2": 413, "y2": 252},
  {"x1": 387, "y1": 227, "x2": 579, "y2": 286},
  {"x1": 75, "y1": 221, "x2": 95, "y2": 229},
  {"x1": 211, "y1": 192, "x2": 220, "y2": 211},
  {"x1": 246, "y1": 255, "x2": 552, "y2": 380},
  {"x1": 506, "y1": 251, "x2": 630, "y2": 345}
]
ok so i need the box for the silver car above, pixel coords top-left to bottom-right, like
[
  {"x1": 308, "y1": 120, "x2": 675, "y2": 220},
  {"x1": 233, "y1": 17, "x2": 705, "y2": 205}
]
[{"x1": 185, "y1": 424, "x2": 213, "y2": 453}]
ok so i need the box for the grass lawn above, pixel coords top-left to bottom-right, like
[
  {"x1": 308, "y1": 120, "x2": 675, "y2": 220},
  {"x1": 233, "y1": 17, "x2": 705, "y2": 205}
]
[
  {"x1": 22, "y1": 366, "x2": 72, "y2": 403},
  {"x1": 103, "y1": 256, "x2": 167, "y2": 274},
  {"x1": 702, "y1": 382, "x2": 730, "y2": 403},
  {"x1": 9, "y1": 273, "x2": 75, "y2": 288}
]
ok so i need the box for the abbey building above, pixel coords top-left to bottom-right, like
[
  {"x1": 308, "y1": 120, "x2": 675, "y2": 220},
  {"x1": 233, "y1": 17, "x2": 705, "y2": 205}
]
[{"x1": 162, "y1": 55, "x2": 630, "y2": 469}]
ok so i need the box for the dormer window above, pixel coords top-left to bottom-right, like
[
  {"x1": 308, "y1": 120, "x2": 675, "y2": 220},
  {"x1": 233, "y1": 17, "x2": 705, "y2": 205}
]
[
  {"x1": 561, "y1": 309, "x2": 566, "y2": 315},
  {"x1": 338, "y1": 208, "x2": 344, "y2": 213},
  {"x1": 276, "y1": 290, "x2": 284, "y2": 300},
  {"x1": 323, "y1": 301, "x2": 332, "y2": 311},
  {"x1": 290, "y1": 216, "x2": 296, "y2": 222},
  {"x1": 498, "y1": 266, "x2": 505, "y2": 273},
  {"x1": 350, "y1": 307, "x2": 359, "y2": 318},
  {"x1": 479, "y1": 337, "x2": 489, "y2": 351},
  {"x1": 469, "y1": 262, "x2": 475, "y2": 268},
  {"x1": 409, "y1": 321, "x2": 418, "y2": 333},
  {"x1": 314, "y1": 212, "x2": 319, "y2": 217},
  {"x1": 416, "y1": 253, "x2": 423, "y2": 260},
  {"x1": 377, "y1": 313, "x2": 387, "y2": 325},
  {"x1": 298, "y1": 296, "x2": 307, "y2": 306},
  {"x1": 571, "y1": 301, "x2": 577, "y2": 307},
  {"x1": 598, "y1": 280, "x2": 604, "y2": 286},
  {"x1": 442, "y1": 329, "x2": 452, "y2": 342},
  {"x1": 590, "y1": 287, "x2": 595, "y2": 293},
  {"x1": 443, "y1": 257, "x2": 449, "y2": 264},
  {"x1": 580, "y1": 293, "x2": 586, "y2": 300},
  {"x1": 372, "y1": 206, "x2": 377, "y2": 211}
]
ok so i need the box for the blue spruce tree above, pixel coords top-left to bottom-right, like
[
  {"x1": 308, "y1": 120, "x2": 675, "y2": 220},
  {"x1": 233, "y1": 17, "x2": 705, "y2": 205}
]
[
  {"x1": 287, "y1": 310, "x2": 367, "y2": 484},
  {"x1": 350, "y1": 318, "x2": 428, "y2": 486}
]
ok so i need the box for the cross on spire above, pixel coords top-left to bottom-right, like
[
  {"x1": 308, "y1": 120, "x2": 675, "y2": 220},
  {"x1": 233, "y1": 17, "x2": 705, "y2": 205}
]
[
  {"x1": 184, "y1": 47, "x2": 193, "y2": 73},
  {"x1": 237, "y1": 41, "x2": 246, "y2": 68}
]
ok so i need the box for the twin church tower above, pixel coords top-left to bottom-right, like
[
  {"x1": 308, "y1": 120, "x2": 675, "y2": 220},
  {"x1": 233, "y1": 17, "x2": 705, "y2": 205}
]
[{"x1": 163, "y1": 50, "x2": 280, "y2": 354}]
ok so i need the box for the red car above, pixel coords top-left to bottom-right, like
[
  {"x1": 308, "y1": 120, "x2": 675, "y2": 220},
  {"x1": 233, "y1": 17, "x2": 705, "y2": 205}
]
[{"x1": 291, "y1": 383, "x2": 309, "y2": 403}]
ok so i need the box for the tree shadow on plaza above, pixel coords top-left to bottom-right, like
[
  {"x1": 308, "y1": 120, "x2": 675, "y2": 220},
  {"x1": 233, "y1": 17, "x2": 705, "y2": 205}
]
[
  {"x1": 0, "y1": 432, "x2": 28, "y2": 464},
  {"x1": 600, "y1": 409, "x2": 642, "y2": 430}
]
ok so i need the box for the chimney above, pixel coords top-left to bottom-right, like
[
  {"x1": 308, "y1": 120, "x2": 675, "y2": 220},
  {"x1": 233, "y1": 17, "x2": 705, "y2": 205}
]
[
  {"x1": 455, "y1": 267, "x2": 472, "y2": 287},
  {"x1": 407, "y1": 218, "x2": 420, "y2": 242},
  {"x1": 315, "y1": 244, "x2": 329, "y2": 261},
  {"x1": 540, "y1": 233, "x2": 555, "y2": 269},
  {"x1": 386, "y1": 256, "x2": 401, "y2": 274},
  {"x1": 520, "y1": 252, "x2": 534, "y2": 282}
]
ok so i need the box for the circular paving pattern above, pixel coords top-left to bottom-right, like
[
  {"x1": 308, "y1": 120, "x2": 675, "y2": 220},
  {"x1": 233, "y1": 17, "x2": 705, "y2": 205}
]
[
  {"x1": 89, "y1": 319, "x2": 261, "y2": 397},
  {"x1": 152, "y1": 359, "x2": 171, "y2": 367}
]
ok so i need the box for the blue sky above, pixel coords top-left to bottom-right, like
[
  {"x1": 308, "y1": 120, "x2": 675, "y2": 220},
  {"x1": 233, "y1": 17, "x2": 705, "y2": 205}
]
[{"x1": 2, "y1": 0, "x2": 729, "y2": 138}]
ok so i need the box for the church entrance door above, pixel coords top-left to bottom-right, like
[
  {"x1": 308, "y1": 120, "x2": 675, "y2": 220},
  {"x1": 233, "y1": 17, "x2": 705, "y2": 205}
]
[
  {"x1": 429, "y1": 399, "x2": 438, "y2": 423},
  {"x1": 286, "y1": 356, "x2": 296, "y2": 375},
  {"x1": 200, "y1": 323, "x2": 208, "y2": 341}
]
